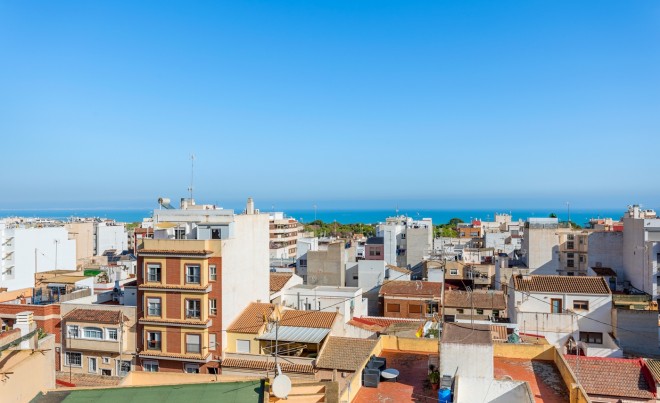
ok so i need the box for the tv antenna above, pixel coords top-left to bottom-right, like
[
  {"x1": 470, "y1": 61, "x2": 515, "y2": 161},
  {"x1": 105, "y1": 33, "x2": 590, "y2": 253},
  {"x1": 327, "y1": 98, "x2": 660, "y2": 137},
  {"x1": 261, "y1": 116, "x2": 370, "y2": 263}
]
[{"x1": 188, "y1": 154, "x2": 195, "y2": 200}]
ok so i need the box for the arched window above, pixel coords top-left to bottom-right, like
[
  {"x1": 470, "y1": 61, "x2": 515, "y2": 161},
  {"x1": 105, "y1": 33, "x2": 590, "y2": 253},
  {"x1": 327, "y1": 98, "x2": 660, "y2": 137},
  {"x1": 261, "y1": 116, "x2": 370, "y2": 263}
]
[{"x1": 83, "y1": 327, "x2": 103, "y2": 339}]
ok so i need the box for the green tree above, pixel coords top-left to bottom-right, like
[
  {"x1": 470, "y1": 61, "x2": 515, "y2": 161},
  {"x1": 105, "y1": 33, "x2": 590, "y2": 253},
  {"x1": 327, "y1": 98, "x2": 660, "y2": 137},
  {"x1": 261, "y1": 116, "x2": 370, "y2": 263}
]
[{"x1": 548, "y1": 213, "x2": 557, "y2": 218}]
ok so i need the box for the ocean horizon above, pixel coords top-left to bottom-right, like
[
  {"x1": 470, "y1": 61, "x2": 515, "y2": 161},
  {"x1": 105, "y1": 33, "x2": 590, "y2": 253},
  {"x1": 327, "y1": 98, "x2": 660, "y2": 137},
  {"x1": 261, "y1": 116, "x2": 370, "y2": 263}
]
[{"x1": 0, "y1": 207, "x2": 628, "y2": 226}]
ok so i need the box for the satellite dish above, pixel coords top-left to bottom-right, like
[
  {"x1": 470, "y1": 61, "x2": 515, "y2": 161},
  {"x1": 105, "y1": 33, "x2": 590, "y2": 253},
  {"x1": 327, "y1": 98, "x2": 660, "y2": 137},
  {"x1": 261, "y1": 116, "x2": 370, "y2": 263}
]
[{"x1": 272, "y1": 374, "x2": 292, "y2": 399}]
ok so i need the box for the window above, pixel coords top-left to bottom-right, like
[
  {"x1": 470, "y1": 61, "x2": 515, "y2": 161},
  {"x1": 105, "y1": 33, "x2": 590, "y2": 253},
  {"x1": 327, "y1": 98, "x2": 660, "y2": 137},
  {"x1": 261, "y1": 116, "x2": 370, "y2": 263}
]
[
  {"x1": 567, "y1": 241, "x2": 574, "y2": 250},
  {"x1": 65, "y1": 352, "x2": 82, "y2": 367},
  {"x1": 353, "y1": 275, "x2": 359, "y2": 280},
  {"x1": 146, "y1": 331, "x2": 161, "y2": 350},
  {"x1": 657, "y1": 253, "x2": 660, "y2": 264},
  {"x1": 236, "y1": 339, "x2": 250, "y2": 353},
  {"x1": 579, "y1": 255, "x2": 585, "y2": 263},
  {"x1": 551, "y1": 299, "x2": 563, "y2": 313},
  {"x1": 88, "y1": 357, "x2": 97, "y2": 373},
  {"x1": 143, "y1": 360, "x2": 159, "y2": 372},
  {"x1": 211, "y1": 228, "x2": 221, "y2": 239},
  {"x1": 186, "y1": 265, "x2": 201, "y2": 284},
  {"x1": 387, "y1": 303, "x2": 401, "y2": 313},
  {"x1": 147, "y1": 298, "x2": 162, "y2": 316},
  {"x1": 209, "y1": 265, "x2": 217, "y2": 281},
  {"x1": 426, "y1": 302, "x2": 439, "y2": 315},
  {"x1": 67, "y1": 325, "x2": 79, "y2": 339},
  {"x1": 401, "y1": 233, "x2": 406, "y2": 239},
  {"x1": 186, "y1": 334, "x2": 201, "y2": 354},
  {"x1": 84, "y1": 327, "x2": 103, "y2": 339},
  {"x1": 449, "y1": 269, "x2": 458, "y2": 275},
  {"x1": 106, "y1": 328, "x2": 118, "y2": 341},
  {"x1": 573, "y1": 300, "x2": 589, "y2": 311},
  {"x1": 456, "y1": 308, "x2": 464, "y2": 314},
  {"x1": 299, "y1": 259, "x2": 307, "y2": 267},
  {"x1": 567, "y1": 260, "x2": 575, "y2": 268},
  {"x1": 492, "y1": 310, "x2": 500, "y2": 318},
  {"x1": 175, "y1": 228, "x2": 185, "y2": 239},
  {"x1": 579, "y1": 331, "x2": 603, "y2": 344},
  {"x1": 186, "y1": 300, "x2": 201, "y2": 319},
  {"x1": 147, "y1": 264, "x2": 161, "y2": 282},
  {"x1": 102, "y1": 369, "x2": 112, "y2": 376},
  {"x1": 579, "y1": 237, "x2": 584, "y2": 245},
  {"x1": 209, "y1": 333, "x2": 217, "y2": 351},
  {"x1": 102, "y1": 357, "x2": 111, "y2": 364},
  {"x1": 567, "y1": 234, "x2": 575, "y2": 241},
  {"x1": 184, "y1": 363, "x2": 200, "y2": 373},
  {"x1": 409, "y1": 304, "x2": 422, "y2": 314},
  {"x1": 208, "y1": 367, "x2": 219, "y2": 374},
  {"x1": 567, "y1": 253, "x2": 575, "y2": 258},
  {"x1": 476, "y1": 309, "x2": 484, "y2": 315},
  {"x1": 118, "y1": 360, "x2": 131, "y2": 376},
  {"x1": 209, "y1": 299, "x2": 217, "y2": 316}
]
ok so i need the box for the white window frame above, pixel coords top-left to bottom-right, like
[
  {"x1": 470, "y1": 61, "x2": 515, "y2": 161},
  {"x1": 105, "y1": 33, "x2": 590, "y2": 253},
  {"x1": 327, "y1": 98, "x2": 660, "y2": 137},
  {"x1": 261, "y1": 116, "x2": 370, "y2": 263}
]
[
  {"x1": 236, "y1": 339, "x2": 250, "y2": 353},
  {"x1": 186, "y1": 334, "x2": 201, "y2": 354},
  {"x1": 143, "y1": 360, "x2": 159, "y2": 372},
  {"x1": 186, "y1": 265, "x2": 201, "y2": 284},
  {"x1": 146, "y1": 331, "x2": 161, "y2": 350},
  {"x1": 147, "y1": 264, "x2": 161, "y2": 282},
  {"x1": 65, "y1": 352, "x2": 83, "y2": 367},
  {"x1": 184, "y1": 363, "x2": 200, "y2": 373},
  {"x1": 209, "y1": 265, "x2": 217, "y2": 281},
  {"x1": 209, "y1": 299, "x2": 217, "y2": 316},
  {"x1": 209, "y1": 333, "x2": 217, "y2": 351},
  {"x1": 186, "y1": 299, "x2": 201, "y2": 318},
  {"x1": 88, "y1": 357, "x2": 97, "y2": 374},
  {"x1": 106, "y1": 328, "x2": 118, "y2": 341},
  {"x1": 102, "y1": 357, "x2": 111, "y2": 364},
  {"x1": 83, "y1": 327, "x2": 103, "y2": 340},
  {"x1": 449, "y1": 269, "x2": 458, "y2": 275},
  {"x1": 67, "y1": 325, "x2": 79, "y2": 339},
  {"x1": 147, "y1": 298, "x2": 162, "y2": 317}
]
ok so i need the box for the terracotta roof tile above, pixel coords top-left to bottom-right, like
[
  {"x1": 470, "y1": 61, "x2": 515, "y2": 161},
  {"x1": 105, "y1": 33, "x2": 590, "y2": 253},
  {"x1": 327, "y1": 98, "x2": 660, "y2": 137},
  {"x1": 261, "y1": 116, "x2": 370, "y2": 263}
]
[
  {"x1": 63, "y1": 309, "x2": 128, "y2": 324},
  {"x1": 591, "y1": 267, "x2": 617, "y2": 277},
  {"x1": 386, "y1": 265, "x2": 412, "y2": 275},
  {"x1": 139, "y1": 350, "x2": 210, "y2": 361},
  {"x1": 280, "y1": 310, "x2": 337, "y2": 329},
  {"x1": 513, "y1": 275, "x2": 610, "y2": 294},
  {"x1": 316, "y1": 337, "x2": 378, "y2": 371},
  {"x1": 646, "y1": 359, "x2": 660, "y2": 384},
  {"x1": 349, "y1": 316, "x2": 423, "y2": 332},
  {"x1": 138, "y1": 249, "x2": 213, "y2": 256},
  {"x1": 564, "y1": 356, "x2": 654, "y2": 399},
  {"x1": 270, "y1": 273, "x2": 293, "y2": 292},
  {"x1": 444, "y1": 290, "x2": 506, "y2": 310},
  {"x1": 227, "y1": 302, "x2": 274, "y2": 334},
  {"x1": 379, "y1": 280, "x2": 442, "y2": 298},
  {"x1": 221, "y1": 358, "x2": 314, "y2": 374}
]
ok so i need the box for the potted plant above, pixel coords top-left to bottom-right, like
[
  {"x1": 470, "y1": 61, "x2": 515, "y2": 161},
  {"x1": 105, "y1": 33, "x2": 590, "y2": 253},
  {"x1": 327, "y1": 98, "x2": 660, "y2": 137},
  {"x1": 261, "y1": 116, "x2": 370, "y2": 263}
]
[{"x1": 429, "y1": 369, "x2": 440, "y2": 390}]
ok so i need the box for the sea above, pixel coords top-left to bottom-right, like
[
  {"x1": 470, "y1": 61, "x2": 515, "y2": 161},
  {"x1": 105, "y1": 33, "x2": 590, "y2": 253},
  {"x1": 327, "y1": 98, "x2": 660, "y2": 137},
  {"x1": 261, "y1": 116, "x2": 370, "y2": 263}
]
[{"x1": 0, "y1": 208, "x2": 626, "y2": 226}]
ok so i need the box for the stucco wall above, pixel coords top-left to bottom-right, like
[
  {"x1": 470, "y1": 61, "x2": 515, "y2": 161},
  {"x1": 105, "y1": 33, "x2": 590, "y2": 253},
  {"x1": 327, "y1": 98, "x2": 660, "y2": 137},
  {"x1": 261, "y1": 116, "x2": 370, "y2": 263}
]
[{"x1": 0, "y1": 334, "x2": 56, "y2": 403}]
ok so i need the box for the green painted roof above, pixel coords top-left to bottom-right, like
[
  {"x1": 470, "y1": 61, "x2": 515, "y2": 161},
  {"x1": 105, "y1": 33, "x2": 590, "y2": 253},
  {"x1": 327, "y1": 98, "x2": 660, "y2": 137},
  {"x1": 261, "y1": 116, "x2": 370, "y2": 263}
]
[{"x1": 31, "y1": 380, "x2": 263, "y2": 403}]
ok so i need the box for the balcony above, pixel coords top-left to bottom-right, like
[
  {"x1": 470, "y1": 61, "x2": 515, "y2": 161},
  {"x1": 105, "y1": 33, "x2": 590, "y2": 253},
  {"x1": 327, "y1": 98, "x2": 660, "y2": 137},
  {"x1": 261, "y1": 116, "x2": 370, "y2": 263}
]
[
  {"x1": 138, "y1": 317, "x2": 212, "y2": 328},
  {"x1": 66, "y1": 338, "x2": 124, "y2": 353},
  {"x1": 138, "y1": 282, "x2": 211, "y2": 293}
]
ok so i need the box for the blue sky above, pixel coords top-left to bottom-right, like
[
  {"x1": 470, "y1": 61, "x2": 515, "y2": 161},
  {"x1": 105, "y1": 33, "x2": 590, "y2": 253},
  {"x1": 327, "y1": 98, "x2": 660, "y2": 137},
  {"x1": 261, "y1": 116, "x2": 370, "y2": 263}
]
[{"x1": 1, "y1": 1, "x2": 659, "y2": 210}]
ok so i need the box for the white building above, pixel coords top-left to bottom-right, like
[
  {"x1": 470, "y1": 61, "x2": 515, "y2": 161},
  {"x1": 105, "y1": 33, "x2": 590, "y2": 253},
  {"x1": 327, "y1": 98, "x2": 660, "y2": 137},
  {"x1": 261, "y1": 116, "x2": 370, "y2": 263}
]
[
  {"x1": 95, "y1": 221, "x2": 127, "y2": 255},
  {"x1": 622, "y1": 205, "x2": 660, "y2": 302},
  {"x1": 268, "y1": 212, "x2": 303, "y2": 260},
  {"x1": 279, "y1": 284, "x2": 367, "y2": 322},
  {"x1": 521, "y1": 218, "x2": 560, "y2": 274},
  {"x1": 295, "y1": 236, "x2": 318, "y2": 283},
  {"x1": 507, "y1": 274, "x2": 621, "y2": 357},
  {"x1": 376, "y1": 216, "x2": 432, "y2": 275},
  {"x1": 1, "y1": 220, "x2": 76, "y2": 291}
]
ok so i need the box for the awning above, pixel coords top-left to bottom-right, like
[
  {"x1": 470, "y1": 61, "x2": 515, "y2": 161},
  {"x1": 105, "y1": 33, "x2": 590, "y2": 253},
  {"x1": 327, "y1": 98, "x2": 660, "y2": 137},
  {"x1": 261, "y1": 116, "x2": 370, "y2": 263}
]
[
  {"x1": 257, "y1": 326, "x2": 330, "y2": 344},
  {"x1": 155, "y1": 222, "x2": 180, "y2": 229}
]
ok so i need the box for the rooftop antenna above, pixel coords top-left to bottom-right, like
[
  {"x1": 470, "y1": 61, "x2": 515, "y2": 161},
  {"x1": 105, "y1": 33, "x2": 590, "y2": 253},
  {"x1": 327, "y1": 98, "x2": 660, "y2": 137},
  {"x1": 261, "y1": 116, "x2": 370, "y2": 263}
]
[{"x1": 188, "y1": 154, "x2": 195, "y2": 201}]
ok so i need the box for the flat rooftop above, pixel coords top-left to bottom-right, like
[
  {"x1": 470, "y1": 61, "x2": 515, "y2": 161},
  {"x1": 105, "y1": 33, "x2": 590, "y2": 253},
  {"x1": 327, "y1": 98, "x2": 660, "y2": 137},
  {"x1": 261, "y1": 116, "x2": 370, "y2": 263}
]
[
  {"x1": 494, "y1": 357, "x2": 568, "y2": 403},
  {"x1": 31, "y1": 380, "x2": 263, "y2": 403}
]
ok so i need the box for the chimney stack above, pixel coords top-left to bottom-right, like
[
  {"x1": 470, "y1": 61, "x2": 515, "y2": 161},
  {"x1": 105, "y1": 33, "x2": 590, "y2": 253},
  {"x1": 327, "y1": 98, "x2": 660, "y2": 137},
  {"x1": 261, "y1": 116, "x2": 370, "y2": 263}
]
[{"x1": 246, "y1": 197, "x2": 255, "y2": 215}]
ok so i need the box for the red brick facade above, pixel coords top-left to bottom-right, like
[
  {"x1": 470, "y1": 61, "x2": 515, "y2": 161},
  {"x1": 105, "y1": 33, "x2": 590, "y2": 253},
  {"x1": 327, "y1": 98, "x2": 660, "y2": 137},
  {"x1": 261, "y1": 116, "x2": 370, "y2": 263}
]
[{"x1": 380, "y1": 297, "x2": 438, "y2": 320}]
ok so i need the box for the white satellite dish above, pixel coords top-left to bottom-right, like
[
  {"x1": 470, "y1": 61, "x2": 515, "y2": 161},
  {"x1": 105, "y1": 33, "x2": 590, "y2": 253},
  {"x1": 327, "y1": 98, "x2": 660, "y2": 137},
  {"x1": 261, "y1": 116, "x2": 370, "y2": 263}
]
[{"x1": 272, "y1": 374, "x2": 292, "y2": 399}]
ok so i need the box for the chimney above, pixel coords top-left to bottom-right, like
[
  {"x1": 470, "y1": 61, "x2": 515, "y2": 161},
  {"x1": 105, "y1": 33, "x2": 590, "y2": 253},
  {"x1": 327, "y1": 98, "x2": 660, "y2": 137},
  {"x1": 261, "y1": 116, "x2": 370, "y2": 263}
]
[
  {"x1": 246, "y1": 197, "x2": 255, "y2": 215},
  {"x1": 15, "y1": 311, "x2": 36, "y2": 350}
]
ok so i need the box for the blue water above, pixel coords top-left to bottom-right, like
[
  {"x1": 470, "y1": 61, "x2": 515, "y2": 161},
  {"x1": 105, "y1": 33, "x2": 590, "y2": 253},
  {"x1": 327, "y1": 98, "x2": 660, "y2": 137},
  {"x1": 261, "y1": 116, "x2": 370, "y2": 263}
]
[{"x1": 0, "y1": 208, "x2": 626, "y2": 226}]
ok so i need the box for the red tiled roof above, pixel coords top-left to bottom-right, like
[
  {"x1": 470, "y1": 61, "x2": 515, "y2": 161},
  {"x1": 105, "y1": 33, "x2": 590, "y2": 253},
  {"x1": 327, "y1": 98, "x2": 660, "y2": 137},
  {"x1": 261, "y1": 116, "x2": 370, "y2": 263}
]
[
  {"x1": 63, "y1": 309, "x2": 128, "y2": 324},
  {"x1": 444, "y1": 290, "x2": 506, "y2": 310},
  {"x1": 316, "y1": 337, "x2": 378, "y2": 371},
  {"x1": 138, "y1": 249, "x2": 213, "y2": 256},
  {"x1": 139, "y1": 350, "x2": 210, "y2": 361},
  {"x1": 227, "y1": 302, "x2": 274, "y2": 334},
  {"x1": 564, "y1": 356, "x2": 655, "y2": 399},
  {"x1": 513, "y1": 275, "x2": 610, "y2": 295},
  {"x1": 379, "y1": 280, "x2": 442, "y2": 298},
  {"x1": 221, "y1": 358, "x2": 314, "y2": 374},
  {"x1": 280, "y1": 310, "x2": 337, "y2": 329},
  {"x1": 590, "y1": 267, "x2": 617, "y2": 277},
  {"x1": 270, "y1": 272, "x2": 293, "y2": 292}
]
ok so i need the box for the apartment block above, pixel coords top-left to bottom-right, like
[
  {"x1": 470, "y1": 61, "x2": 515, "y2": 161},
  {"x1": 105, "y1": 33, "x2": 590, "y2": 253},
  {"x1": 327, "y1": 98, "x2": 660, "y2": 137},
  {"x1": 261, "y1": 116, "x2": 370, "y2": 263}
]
[{"x1": 268, "y1": 212, "x2": 303, "y2": 260}]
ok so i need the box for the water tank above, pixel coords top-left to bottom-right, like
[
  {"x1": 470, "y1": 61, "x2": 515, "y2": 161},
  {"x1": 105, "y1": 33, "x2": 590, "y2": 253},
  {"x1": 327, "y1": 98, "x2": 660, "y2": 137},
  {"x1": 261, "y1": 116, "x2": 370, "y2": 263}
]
[{"x1": 438, "y1": 388, "x2": 452, "y2": 403}]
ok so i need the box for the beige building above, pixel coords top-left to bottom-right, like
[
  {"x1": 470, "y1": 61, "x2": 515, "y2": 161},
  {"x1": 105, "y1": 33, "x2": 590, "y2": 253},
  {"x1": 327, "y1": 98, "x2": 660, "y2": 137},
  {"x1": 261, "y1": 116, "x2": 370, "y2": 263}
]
[
  {"x1": 307, "y1": 240, "x2": 355, "y2": 287},
  {"x1": 65, "y1": 221, "x2": 96, "y2": 268},
  {"x1": 269, "y1": 212, "x2": 303, "y2": 260},
  {"x1": 60, "y1": 307, "x2": 136, "y2": 377},
  {"x1": 557, "y1": 230, "x2": 591, "y2": 275}
]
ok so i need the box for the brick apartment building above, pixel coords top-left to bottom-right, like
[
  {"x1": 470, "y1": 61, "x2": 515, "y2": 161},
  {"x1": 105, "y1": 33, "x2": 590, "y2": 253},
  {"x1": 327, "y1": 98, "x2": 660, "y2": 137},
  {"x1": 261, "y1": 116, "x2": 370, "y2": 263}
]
[{"x1": 378, "y1": 280, "x2": 443, "y2": 319}]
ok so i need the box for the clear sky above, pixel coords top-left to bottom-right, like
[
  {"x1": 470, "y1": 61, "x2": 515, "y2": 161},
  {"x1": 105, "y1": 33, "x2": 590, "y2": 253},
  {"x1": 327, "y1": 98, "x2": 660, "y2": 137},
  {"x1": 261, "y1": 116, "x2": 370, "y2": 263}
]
[{"x1": 1, "y1": 1, "x2": 659, "y2": 211}]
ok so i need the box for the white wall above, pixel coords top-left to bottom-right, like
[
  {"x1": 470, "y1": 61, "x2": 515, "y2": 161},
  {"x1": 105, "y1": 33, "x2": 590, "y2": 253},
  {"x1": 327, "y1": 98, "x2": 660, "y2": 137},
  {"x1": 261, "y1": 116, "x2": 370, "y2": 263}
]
[
  {"x1": 623, "y1": 216, "x2": 660, "y2": 298},
  {"x1": 0, "y1": 225, "x2": 76, "y2": 291},
  {"x1": 376, "y1": 223, "x2": 402, "y2": 266},
  {"x1": 221, "y1": 213, "x2": 270, "y2": 349},
  {"x1": 280, "y1": 286, "x2": 363, "y2": 322},
  {"x1": 96, "y1": 222, "x2": 127, "y2": 254},
  {"x1": 587, "y1": 231, "x2": 624, "y2": 273},
  {"x1": 522, "y1": 227, "x2": 559, "y2": 274},
  {"x1": 441, "y1": 342, "x2": 493, "y2": 379}
]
